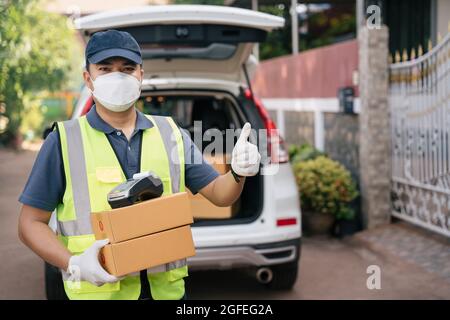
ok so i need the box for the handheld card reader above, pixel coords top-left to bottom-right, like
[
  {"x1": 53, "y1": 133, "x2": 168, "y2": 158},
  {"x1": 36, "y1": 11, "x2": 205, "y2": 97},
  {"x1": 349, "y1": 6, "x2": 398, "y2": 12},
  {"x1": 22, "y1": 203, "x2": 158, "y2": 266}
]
[{"x1": 107, "y1": 171, "x2": 164, "y2": 209}]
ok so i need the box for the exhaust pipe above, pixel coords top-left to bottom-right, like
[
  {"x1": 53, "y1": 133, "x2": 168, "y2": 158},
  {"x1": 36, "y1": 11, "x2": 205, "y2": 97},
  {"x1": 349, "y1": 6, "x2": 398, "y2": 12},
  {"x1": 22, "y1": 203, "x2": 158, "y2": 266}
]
[{"x1": 256, "y1": 267, "x2": 273, "y2": 284}]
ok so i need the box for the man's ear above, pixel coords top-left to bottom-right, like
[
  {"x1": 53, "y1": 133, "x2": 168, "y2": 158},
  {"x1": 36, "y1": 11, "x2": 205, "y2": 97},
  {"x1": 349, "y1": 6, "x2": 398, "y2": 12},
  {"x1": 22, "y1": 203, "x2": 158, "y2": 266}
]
[
  {"x1": 140, "y1": 66, "x2": 144, "y2": 82},
  {"x1": 83, "y1": 70, "x2": 94, "y2": 92}
]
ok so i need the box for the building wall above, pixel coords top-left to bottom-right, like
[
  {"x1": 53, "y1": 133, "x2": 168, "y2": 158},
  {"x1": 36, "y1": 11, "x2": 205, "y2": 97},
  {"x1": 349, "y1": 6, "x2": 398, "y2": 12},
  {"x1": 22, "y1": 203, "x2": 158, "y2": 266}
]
[
  {"x1": 324, "y1": 113, "x2": 360, "y2": 181},
  {"x1": 253, "y1": 39, "x2": 360, "y2": 179},
  {"x1": 284, "y1": 111, "x2": 315, "y2": 147},
  {"x1": 252, "y1": 39, "x2": 359, "y2": 99},
  {"x1": 253, "y1": 39, "x2": 361, "y2": 223}
]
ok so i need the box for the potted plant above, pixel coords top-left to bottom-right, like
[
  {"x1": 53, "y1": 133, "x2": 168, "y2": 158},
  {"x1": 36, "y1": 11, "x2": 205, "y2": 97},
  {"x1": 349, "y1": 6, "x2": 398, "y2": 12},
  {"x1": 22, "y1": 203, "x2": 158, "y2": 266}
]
[
  {"x1": 333, "y1": 197, "x2": 360, "y2": 238},
  {"x1": 293, "y1": 156, "x2": 358, "y2": 235}
]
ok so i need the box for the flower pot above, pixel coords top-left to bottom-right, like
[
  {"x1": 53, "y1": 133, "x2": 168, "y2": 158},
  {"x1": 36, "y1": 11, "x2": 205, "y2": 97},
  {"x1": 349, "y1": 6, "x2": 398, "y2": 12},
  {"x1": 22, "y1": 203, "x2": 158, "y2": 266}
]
[
  {"x1": 303, "y1": 211, "x2": 335, "y2": 235},
  {"x1": 334, "y1": 219, "x2": 359, "y2": 238}
]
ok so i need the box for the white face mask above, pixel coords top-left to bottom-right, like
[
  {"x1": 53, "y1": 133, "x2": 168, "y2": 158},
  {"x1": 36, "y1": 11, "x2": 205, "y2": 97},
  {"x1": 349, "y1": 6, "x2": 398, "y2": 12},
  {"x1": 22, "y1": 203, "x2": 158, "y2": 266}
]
[{"x1": 90, "y1": 72, "x2": 141, "y2": 112}]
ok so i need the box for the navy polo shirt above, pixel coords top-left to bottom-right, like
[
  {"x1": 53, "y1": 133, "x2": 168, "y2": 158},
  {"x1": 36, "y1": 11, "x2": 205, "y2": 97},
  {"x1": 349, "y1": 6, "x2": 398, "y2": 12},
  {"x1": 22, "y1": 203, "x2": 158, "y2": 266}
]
[{"x1": 19, "y1": 105, "x2": 219, "y2": 212}]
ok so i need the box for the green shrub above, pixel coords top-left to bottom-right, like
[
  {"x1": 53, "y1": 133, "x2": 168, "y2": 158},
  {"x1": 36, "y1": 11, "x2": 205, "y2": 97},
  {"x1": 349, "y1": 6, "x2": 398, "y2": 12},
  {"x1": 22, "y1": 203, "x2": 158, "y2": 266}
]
[
  {"x1": 289, "y1": 143, "x2": 326, "y2": 163},
  {"x1": 293, "y1": 156, "x2": 358, "y2": 220}
]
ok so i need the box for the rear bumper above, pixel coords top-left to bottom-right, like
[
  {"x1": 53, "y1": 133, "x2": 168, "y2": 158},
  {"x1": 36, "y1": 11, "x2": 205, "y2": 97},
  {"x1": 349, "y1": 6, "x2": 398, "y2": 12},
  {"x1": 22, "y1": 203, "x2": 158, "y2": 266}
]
[{"x1": 187, "y1": 238, "x2": 301, "y2": 270}]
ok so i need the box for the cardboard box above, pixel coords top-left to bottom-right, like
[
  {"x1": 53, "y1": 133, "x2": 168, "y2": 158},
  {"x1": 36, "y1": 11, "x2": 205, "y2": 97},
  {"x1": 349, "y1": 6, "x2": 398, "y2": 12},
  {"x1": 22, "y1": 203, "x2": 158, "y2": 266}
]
[
  {"x1": 91, "y1": 192, "x2": 193, "y2": 243},
  {"x1": 189, "y1": 153, "x2": 239, "y2": 219},
  {"x1": 203, "y1": 154, "x2": 231, "y2": 174},
  {"x1": 204, "y1": 154, "x2": 230, "y2": 174},
  {"x1": 188, "y1": 189, "x2": 240, "y2": 219},
  {"x1": 100, "y1": 225, "x2": 196, "y2": 277}
]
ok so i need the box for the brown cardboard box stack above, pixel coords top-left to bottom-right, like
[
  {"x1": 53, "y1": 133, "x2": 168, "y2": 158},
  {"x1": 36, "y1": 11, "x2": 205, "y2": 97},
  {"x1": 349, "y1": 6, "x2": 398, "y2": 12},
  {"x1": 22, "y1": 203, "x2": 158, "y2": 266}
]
[
  {"x1": 91, "y1": 192, "x2": 196, "y2": 277},
  {"x1": 188, "y1": 154, "x2": 240, "y2": 219}
]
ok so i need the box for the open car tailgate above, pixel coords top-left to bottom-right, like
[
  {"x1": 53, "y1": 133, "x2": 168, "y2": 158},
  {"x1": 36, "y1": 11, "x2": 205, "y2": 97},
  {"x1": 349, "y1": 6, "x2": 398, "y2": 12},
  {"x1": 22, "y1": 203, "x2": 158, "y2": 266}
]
[{"x1": 75, "y1": 5, "x2": 284, "y2": 83}]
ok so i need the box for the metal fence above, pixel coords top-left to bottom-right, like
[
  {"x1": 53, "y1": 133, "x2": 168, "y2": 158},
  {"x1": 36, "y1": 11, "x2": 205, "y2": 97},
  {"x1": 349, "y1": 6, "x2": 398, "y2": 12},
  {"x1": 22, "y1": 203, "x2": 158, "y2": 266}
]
[{"x1": 389, "y1": 33, "x2": 450, "y2": 237}]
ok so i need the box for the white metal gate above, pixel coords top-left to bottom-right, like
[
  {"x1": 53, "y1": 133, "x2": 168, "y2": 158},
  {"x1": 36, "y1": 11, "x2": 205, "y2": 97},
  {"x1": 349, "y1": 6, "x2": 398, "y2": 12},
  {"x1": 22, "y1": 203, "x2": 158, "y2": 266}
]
[{"x1": 389, "y1": 34, "x2": 450, "y2": 237}]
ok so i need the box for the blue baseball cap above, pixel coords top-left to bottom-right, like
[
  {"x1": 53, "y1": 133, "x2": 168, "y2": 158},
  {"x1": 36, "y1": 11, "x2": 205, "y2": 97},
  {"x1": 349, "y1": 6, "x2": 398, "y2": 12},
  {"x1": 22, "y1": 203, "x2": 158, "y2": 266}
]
[{"x1": 85, "y1": 30, "x2": 142, "y2": 65}]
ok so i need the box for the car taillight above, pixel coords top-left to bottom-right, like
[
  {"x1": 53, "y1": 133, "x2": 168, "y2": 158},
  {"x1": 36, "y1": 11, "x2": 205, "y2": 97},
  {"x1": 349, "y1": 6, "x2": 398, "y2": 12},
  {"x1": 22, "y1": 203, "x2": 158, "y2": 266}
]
[
  {"x1": 81, "y1": 96, "x2": 94, "y2": 116},
  {"x1": 276, "y1": 218, "x2": 297, "y2": 227},
  {"x1": 244, "y1": 88, "x2": 289, "y2": 164}
]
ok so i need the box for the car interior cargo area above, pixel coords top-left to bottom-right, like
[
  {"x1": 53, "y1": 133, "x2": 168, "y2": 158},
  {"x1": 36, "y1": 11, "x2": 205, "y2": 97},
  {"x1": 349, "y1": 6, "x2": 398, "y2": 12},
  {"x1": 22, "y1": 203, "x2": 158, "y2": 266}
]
[{"x1": 138, "y1": 91, "x2": 263, "y2": 224}]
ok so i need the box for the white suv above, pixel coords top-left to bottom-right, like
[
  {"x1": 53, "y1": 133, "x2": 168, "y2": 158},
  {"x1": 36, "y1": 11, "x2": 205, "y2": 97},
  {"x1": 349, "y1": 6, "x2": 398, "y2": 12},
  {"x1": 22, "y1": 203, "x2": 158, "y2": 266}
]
[{"x1": 45, "y1": 5, "x2": 301, "y2": 298}]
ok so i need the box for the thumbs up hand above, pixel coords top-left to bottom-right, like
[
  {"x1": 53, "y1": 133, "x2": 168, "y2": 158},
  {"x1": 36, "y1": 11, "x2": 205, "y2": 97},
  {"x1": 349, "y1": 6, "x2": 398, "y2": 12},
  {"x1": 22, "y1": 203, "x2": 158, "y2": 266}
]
[{"x1": 231, "y1": 123, "x2": 261, "y2": 177}]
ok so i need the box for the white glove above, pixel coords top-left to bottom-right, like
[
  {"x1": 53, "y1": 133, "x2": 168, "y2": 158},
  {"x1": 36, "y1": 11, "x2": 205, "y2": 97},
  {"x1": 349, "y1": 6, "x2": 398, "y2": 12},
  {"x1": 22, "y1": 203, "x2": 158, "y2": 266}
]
[
  {"x1": 231, "y1": 122, "x2": 261, "y2": 177},
  {"x1": 67, "y1": 239, "x2": 120, "y2": 287}
]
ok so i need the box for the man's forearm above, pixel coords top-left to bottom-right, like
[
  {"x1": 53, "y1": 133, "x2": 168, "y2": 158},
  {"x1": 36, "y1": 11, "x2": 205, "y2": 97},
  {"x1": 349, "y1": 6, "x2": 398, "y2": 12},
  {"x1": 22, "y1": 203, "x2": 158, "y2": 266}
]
[
  {"x1": 19, "y1": 208, "x2": 72, "y2": 271},
  {"x1": 201, "y1": 171, "x2": 245, "y2": 207}
]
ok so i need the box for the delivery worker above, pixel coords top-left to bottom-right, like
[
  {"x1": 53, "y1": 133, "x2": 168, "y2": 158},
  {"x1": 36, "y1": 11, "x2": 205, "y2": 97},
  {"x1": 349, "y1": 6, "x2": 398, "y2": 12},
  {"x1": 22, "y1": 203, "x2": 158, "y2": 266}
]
[{"x1": 17, "y1": 30, "x2": 261, "y2": 300}]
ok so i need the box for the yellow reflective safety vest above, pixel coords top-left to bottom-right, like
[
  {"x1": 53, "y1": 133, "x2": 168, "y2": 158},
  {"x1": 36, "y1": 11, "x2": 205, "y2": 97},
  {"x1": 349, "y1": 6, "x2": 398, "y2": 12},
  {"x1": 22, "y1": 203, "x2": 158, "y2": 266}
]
[{"x1": 55, "y1": 114, "x2": 188, "y2": 300}]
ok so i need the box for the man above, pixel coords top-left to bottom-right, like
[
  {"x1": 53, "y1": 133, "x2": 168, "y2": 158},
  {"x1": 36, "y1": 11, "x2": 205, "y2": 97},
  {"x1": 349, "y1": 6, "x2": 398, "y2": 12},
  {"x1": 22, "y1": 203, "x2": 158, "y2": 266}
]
[{"x1": 17, "y1": 30, "x2": 261, "y2": 300}]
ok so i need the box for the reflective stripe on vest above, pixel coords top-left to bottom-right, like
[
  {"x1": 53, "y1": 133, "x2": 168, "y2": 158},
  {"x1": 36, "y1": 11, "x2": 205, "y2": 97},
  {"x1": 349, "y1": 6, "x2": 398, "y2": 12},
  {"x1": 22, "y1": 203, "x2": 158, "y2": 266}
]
[
  {"x1": 57, "y1": 119, "x2": 92, "y2": 236},
  {"x1": 56, "y1": 114, "x2": 188, "y2": 300},
  {"x1": 151, "y1": 115, "x2": 181, "y2": 194}
]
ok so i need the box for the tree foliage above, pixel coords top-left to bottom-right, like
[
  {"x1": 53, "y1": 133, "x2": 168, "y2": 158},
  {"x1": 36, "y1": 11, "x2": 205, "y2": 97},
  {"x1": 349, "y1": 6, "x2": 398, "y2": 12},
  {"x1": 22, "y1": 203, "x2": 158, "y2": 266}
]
[
  {"x1": 172, "y1": 2, "x2": 356, "y2": 61},
  {"x1": 0, "y1": 0, "x2": 81, "y2": 145},
  {"x1": 258, "y1": 4, "x2": 291, "y2": 60}
]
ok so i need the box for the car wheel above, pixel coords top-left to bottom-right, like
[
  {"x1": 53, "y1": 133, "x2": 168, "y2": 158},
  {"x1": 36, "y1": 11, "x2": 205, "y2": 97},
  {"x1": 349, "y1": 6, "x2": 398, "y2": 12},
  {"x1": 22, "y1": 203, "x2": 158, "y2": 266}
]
[
  {"x1": 265, "y1": 260, "x2": 299, "y2": 290},
  {"x1": 45, "y1": 262, "x2": 67, "y2": 300}
]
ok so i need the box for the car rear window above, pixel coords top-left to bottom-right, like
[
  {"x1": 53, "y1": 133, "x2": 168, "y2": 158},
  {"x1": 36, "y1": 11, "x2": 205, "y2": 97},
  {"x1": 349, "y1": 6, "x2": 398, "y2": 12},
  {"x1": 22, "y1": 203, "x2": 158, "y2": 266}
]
[
  {"x1": 137, "y1": 95, "x2": 237, "y2": 136},
  {"x1": 113, "y1": 24, "x2": 267, "y2": 60},
  {"x1": 140, "y1": 43, "x2": 237, "y2": 60}
]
